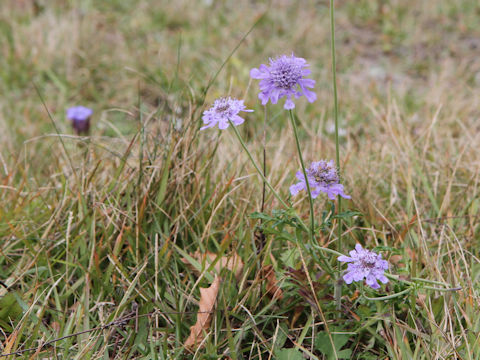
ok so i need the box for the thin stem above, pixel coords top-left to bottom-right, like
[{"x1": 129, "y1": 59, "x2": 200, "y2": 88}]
[
  {"x1": 311, "y1": 244, "x2": 344, "y2": 257},
  {"x1": 259, "y1": 106, "x2": 267, "y2": 251},
  {"x1": 229, "y1": 121, "x2": 289, "y2": 209},
  {"x1": 330, "y1": 0, "x2": 343, "y2": 311},
  {"x1": 288, "y1": 112, "x2": 334, "y2": 275},
  {"x1": 387, "y1": 274, "x2": 461, "y2": 292},
  {"x1": 410, "y1": 277, "x2": 455, "y2": 286},
  {"x1": 363, "y1": 288, "x2": 412, "y2": 301},
  {"x1": 228, "y1": 121, "x2": 311, "y2": 239},
  {"x1": 261, "y1": 106, "x2": 267, "y2": 213},
  {"x1": 288, "y1": 110, "x2": 315, "y2": 243}
]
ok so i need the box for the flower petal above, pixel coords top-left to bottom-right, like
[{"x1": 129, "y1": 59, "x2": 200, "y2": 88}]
[
  {"x1": 338, "y1": 255, "x2": 352, "y2": 263},
  {"x1": 284, "y1": 97, "x2": 295, "y2": 110},
  {"x1": 343, "y1": 271, "x2": 355, "y2": 284},
  {"x1": 289, "y1": 182, "x2": 305, "y2": 196},
  {"x1": 218, "y1": 119, "x2": 229, "y2": 130},
  {"x1": 231, "y1": 115, "x2": 245, "y2": 126},
  {"x1": 366, "y1": 275, "x2": 380, "y2": 289},
  {"x1": 378, "y1": 275, "x2": 389, "y2": 284},
  {"x1": 250, "y1": 67, "x2": 264, "y2": 79},
  {"x1": 302, "y1": 88, "x2": 317, "y2": 103}
]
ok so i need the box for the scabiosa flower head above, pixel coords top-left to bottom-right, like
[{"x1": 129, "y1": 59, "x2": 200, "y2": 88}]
[
  {"x1": 66, "y1": 106, "x2": 93, "y2": 135},
  {"x1": 289, "y1": 160, "x2": 351, "y2": 200},
  {"x1": 338, "y1": 244, "x2": 389, "y2": 289},
  {"x1": 201, "y1": 97, "x2": 253, "y2": 130},
  {"x1": 250, "y1": 53, "x2": 316, "y2": 110}
]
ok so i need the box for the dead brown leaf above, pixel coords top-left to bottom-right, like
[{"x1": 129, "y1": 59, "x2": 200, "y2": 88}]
[
  {"x1": 182, "y1": 251, "x2": 244, "y2": 280},
  {"x1": 260, "y1": 265, "x2": 283, "y2": 300},
  {"x1": 389, "y1": 255, "x2": 405, "y2": 267},
  {"x1": 184, "y1": 276, "x2": 220, "y2": 349}
]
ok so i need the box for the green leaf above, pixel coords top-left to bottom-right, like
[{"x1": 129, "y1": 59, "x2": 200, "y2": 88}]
[
  {"x1": 133, "y1": 316, "x2": 150, "y2": 353},
  {"x1": 332, "y1": 210, "x2": 362, "y2": 220},
  {"x1": 280, "y1": 248, "x2": 300, "y2": 268},
  {"x1": 276, "y1": 348, "x2": 304, "y2": 360},
  {"x1": 249, "y1": 211, "x2": 275, "y2": 221},
  {"x1": 0, "y1": 291, "x2": 23, "y2": 332},
  {"x1": 273, "y1": 322, "x2": 289, "y2": 349},
  {"x1": 315, "y1": 332, "x2": 353, "y2": 360}
]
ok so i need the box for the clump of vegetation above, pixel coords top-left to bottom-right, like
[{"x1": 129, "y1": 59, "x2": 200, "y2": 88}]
[{"x1": 0, "y1": 0, "x2": 479, "y2": 358}]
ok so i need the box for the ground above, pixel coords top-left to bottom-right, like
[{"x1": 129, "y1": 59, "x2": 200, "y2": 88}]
[{"x1": 0, "y1": 0, "x2": 479, "y2": 359}]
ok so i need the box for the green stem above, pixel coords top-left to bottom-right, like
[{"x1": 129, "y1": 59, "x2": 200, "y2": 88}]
[
  {"x1": 229, "y1": 121, "x2": 289, "y2": 210},
  {"x1": 387, "y1": 274, "x2": 461, "y2": 292},
  {"x1": 288, "y1": 110, "x2": 315, "y2": 243},
  {"x1": 363, "y1": 288, "x2": 412, "y2": 301},
  {"x1": 288, "y1": 112, "x2": 335, "y2": 275},
  {"x1": 330, "y1": 0, "x2": 343, "y2": 311},
  {"x1": 229, "y1": 121, "x2": 323, "y2": 257},
  {"x1": 312, "y1": 244, "x2": 344, "y2": 257},
  {"x1": 410, "y1": 277, "x2": 454, "y2": 286}
]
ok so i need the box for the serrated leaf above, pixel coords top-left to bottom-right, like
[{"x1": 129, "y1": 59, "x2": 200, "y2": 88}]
[
  {"x1": 276, "y1": 348, "x2": 303, "y2": 360},
  {"x1": 280, "y1": 248, "x2": 300, "y2": 268},
  {"x1": 332, "y1": 210, "x2": 362, "y2": 220},
  {"x1": 0, "y1": 292, "x2": 23, "y2": 332},
  {"x1": 249, "y1": 212, "x2": 275, "y2": 221},
  {"x1": 315, "y1": 332, "x2": 352, "y2": 360}
]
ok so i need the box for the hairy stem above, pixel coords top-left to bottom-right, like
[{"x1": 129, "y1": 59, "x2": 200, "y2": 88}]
[
  {"x1": 330, "y1": 0, "x2": 343, "y2": 311},
  {"x1": 288, "y1": 110, "x2": 315, "y2": 243}
]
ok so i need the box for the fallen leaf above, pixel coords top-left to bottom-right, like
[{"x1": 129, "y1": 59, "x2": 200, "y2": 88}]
[
  {"x1": 182, "y1": 251, "x2": 244, "y2": 280},
  {"x1": 261, "y1": 265, "x2": 283, "y2": 300},
  {"x1": 389, "y1": 255, "x2": 404, "y2": 266},
  {"x1": 185, "y1": 276, "x2": 220, "y2": 349}
]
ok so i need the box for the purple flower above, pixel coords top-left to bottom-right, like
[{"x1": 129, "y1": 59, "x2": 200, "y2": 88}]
[
  {"x1": 66, "y1": 106, "x2": 93, "y2": 135},
  {"x1": 338, "y1": 244, "x2": 389, "y2": 289},
  {"x1": 289, "y1": 160, "x2": 350, "y2": 200},
  {"x1": 250, "y1": 53, "x2": 316, "y2": 110},
  {"x1": 201, "y1": 97, "x2": 253, "y2": 130}
]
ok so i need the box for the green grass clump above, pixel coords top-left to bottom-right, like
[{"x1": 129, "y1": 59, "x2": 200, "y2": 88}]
[{"x1": 1, "y1": 0, "x2": 479, "y2": 359}]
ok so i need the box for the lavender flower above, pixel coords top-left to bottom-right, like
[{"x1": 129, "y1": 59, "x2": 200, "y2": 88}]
[
  {"x1": 201, "y1": 97, "x2": 253, "y2": 130},
  {"x1": 66, "y1": 106, "x2": 93, "y2": 135},
  {"x1": 250, "y1": 53, "x2": 316, "y2": 110},
  {"x1": 289, "y1": 160, "x2": 350, "y2": 200},
  {"x1": 338, "y1": 244, "x2": 389, "y2": 289}
]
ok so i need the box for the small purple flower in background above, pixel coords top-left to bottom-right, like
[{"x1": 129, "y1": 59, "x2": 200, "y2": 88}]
[
  {"x1": 67, "y1": 106, "x2": 93, "y2": 135},
  {"x1": 201, "y1": 97, "x2": 253, "y2": 130},
  {"x1": 250, "y1": 53, "x2": 316, "y2": 110},
  {"x1": 338, "y1": 244, "x2": 389, "y2": 289},
  {"x1": 289, "y1": 160, "x2": 350, "y2": 200}
]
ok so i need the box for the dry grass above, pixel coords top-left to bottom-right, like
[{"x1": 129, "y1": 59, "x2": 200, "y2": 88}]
[{"x1": 1, "y1": 0, "x2": 480, "y2": 358}]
